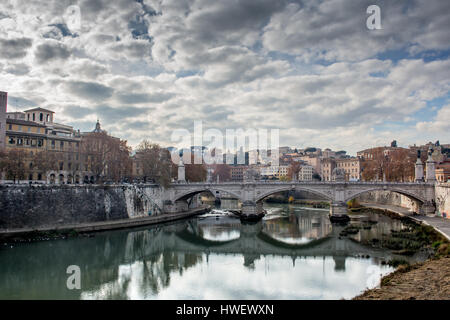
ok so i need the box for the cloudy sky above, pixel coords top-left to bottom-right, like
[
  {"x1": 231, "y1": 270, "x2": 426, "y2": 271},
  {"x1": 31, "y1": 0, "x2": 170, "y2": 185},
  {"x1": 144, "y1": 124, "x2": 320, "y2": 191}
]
[{"x1": 0, "y1": 0, "x2": 449, "y2": 155}]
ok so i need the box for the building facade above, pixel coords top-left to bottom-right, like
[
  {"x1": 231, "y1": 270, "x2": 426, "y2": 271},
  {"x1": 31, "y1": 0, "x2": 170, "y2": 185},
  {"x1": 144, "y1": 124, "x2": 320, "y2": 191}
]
[
  {"x1": 321, "y1": 157, "x2": 361, "y2": 181},
  {"x1": 260, "y1": 165, "x2": 289, "y2": 179},
  {"x1": 230, "y1": 165, "x2": 248, "y2": 181},
  {"x1": 321, "y1": 158, "x2": 336, "y2": 181},
  {"x1": 335, "y1": 158, "x2": 361, "y2": 181},
  {"x1": 436, "y1": 162, "x2": 450, "y2": 182},
  {"x1": 0, "y1": 91, "x2": 6, "y2": 150},
  {"x1": 298, "y1": 165, "x2": 314, "y2": 181},
  {"x1": 4, "y1": 106, "x2": 83, "y2": 183}
]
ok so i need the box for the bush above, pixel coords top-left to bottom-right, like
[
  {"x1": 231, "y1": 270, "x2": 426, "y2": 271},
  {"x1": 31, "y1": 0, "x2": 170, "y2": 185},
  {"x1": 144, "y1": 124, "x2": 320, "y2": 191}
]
[{"x1": 347, "y1": 199, "x2": 361, "y2": 209}]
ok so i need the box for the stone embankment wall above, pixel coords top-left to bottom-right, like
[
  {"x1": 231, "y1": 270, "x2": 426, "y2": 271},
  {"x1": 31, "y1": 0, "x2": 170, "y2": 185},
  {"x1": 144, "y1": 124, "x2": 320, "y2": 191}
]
[
  {"x1": 435, "y1": 183, "x2": 450, "y2": 219},
  {"x1": 0, "y1": 184, "x2": 164, "y2": 230},
  {"x1": 356, "y1": 190, "x2": 420, "y2": 212}
]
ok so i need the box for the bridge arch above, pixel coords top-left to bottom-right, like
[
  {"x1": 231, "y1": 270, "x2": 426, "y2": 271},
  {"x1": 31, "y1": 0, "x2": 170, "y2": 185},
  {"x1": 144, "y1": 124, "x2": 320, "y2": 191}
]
[
  {"x1": 255, "y1": 186, "x2": 333, "y2": 203},
  {"x1": 344, "y1": 187, "x2": 426, "y2": 204},
  {"x1": 175, "y1": 224, "x2": 333, "y2": 251},
  {"x1": 174, "y1": 188, "x2": 242, "y2": 202}
]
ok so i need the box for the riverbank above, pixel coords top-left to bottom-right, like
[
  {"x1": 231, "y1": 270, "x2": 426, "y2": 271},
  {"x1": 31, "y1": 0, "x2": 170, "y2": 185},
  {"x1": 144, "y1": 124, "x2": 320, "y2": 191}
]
[
  {"x1": 351, "y1": 203, "x2": 450, "y2": 300},
  {"x1": 0, "y1": 206, "x2": 210, "y2": 243},
  {"x1": 359, "y1": 202, "x2": 450, "y2": 241},
  {"x1": 354, "y1": 256, "x2": 450, "y2": 300}
]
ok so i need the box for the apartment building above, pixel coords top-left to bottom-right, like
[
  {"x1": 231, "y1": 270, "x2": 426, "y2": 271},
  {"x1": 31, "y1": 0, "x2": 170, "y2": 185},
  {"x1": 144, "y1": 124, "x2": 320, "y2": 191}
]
[{"x1": 4, "y1": 106, "x2": 83, "y2": 183}]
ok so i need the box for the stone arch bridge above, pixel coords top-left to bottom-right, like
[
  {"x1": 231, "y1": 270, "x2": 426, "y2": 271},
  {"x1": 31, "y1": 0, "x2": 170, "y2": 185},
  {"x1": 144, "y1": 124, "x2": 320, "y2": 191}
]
[{"x1": 161, "y1": 181, "x2": 436, "y2": 217}]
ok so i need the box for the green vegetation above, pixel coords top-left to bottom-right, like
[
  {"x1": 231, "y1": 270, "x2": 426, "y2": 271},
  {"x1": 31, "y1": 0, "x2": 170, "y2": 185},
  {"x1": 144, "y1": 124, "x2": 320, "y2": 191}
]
[
  {"x1": 347, "y1": 199, "x2": 361, "y2": 209},
  {"x1": 340, "y1": 211, "x2": 449, "y2": 258},
  {"x1": 387, "y1": 258, "x2": 410, "y2": 268},
  {"x1": 339, "y1": 225, "x2": 361, "y2": 236},
  {"x1": 373, "y1": 223, "x2": 448, "y2": 256}
]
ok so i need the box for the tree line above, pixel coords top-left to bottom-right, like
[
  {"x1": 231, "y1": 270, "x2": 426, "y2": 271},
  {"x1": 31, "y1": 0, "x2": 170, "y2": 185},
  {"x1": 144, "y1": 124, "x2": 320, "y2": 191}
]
[{"x1": 0, "y1": 133, "x2": 212, "y2": 187}]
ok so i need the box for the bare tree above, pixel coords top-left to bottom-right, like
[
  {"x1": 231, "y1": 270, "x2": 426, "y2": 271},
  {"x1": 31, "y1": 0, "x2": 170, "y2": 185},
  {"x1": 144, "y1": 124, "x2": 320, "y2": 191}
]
[
  {"x1": 3, "y1": 149, "x2": 27, "y2": 183},
  {"x1": 135, "y1": 140, "x2": 172, "y2": 188},
  {"x1": 287, "y1": 161, "x2": 301, "y2": 181},
  {"x1": 33, "y1": 150, "x2": 59, "y2": 174},
  {"x1": 211, "y1": 164, "x2": 231, "y2": 182},
  {"x1": 80, "y1": 131, "x2": 131, "y2": 183},
  {"x1": 185, "y1": 153, "x2": 207, "y2": 182},
  {"x1": 361, "y1": 147, "x2": 416, "y2": 182}
]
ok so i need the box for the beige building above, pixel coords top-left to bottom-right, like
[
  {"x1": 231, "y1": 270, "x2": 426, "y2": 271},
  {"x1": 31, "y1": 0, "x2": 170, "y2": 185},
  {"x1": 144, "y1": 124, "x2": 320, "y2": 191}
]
[
  {"x1": 297, "y1": 155, "x2": 321, "y2": 175},
  {"x1": 321, "y1": 158, "x2": 335, "y2": 181},
  {"x1": 336, "y1": 158, "x2": 361, "y2": 181},
  {"x1": 299, "y1": 165, "x2": 314, "y2": 181},
  {"x1": 3, "y1": 103, "x2": 84, "y2": 183},
  {"x1": 260, "y1": 165, "x2": 289, "y2": 179},
  {"x1": 321, "y1": 157, "x2": 361, "y2": 181}
]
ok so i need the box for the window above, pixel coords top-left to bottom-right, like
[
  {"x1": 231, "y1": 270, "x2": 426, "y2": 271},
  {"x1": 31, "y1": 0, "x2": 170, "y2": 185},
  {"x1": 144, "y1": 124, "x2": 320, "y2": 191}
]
[
  {"x1": 60, "y1": 141, "x2": 64, "y2": 148},
  {"x1": 46, "y1": 114, "x2": 49, "y2": 122},
  {"x1": 25, "y1": 139, "x2": 29, "y2": 145},
  {"x1": 33, "y1": 113, "x2": 35, "y2": 121},
  {"x1": 28, "y1": 127, "x2": 31, "y2": 132},
  {"x1": 27, "y1": 114, "x2": 30, "y2": 121},
  {"x1": 39, "y1": 113, "x2": 43, "y2": 121},
  {"x1": 37, "y1": 128, "x2": 40, "y2": 133},
  {"x1": 17, "y1": 138, "x2": 23, "y2": 145},
  {"x1": 9, "y1": 137, "x2": 15, "y2": 144},
  {"x1": 29, "y1": 162, "x2": 33, "y2": 169},
  {"x1": 8, "y1": 124, "x2": 12, "y2": 130},
  {"x1": 51, "y1": 140, "x2": 55, "y2": 149},
  {"x1": 37, "y1": 139, "x2": 43, "y2": 147},
  {"x1": 59, "y1": 162, "x2": 64, "y2": 170}
]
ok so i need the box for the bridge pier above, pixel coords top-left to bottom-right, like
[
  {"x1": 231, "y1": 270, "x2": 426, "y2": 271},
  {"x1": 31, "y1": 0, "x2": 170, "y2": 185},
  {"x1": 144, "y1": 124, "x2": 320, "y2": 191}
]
[
  {"x1": 419, "y1": 201, "x2": 436, "y2": 216},
  {"x1": 241, "y1": 200, "x2": 265, "y2": 222},
  {"x1": 163, "y1": 199, "x2": 190, "y2": 213},
  {"x1": 329, "y1": 201, "x2": 350, "y2": 222}
]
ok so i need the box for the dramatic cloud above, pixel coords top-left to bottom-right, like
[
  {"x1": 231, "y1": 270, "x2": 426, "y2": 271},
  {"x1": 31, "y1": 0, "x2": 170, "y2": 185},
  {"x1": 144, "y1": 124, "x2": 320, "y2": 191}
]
[
  {"x1": 0, "y1": 37, "x2": 32, "y2": 59},
  {"x1": 0, "y1": 0, "x2": 448, "y2": 153},
  {"x1": 65, "y1": 81, "x2": 114, "y2": 101},
  {"x1": 34, "y1": 41, "x2": 72, "y2": 64}
]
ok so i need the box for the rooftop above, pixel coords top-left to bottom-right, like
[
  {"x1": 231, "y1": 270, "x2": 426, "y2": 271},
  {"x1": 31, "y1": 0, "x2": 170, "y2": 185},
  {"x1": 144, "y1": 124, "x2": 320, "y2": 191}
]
[
  {"x1": 23, "y1": 107, "x2": 55, "y2": 113},
  {"x1": 6, "y1": 118, "x2": 47, "y2": 127}
]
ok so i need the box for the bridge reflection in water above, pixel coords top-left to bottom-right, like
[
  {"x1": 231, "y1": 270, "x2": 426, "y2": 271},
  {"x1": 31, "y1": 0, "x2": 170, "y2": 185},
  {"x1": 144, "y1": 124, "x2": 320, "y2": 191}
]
[{"x1": 0, "y1": 205, "x2": 421, "y2": 300}]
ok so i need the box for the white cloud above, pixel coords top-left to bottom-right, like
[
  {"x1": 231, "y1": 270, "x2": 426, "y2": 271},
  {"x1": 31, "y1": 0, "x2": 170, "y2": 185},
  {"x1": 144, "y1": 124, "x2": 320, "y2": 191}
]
[{"x1": 0, "y1": 0, "x2": 448, "y2": 153}]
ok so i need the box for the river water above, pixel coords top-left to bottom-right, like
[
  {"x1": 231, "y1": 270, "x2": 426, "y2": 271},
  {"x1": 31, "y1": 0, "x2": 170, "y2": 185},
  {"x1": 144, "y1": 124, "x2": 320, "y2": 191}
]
[{"x1": 0, "y1": 201, "x2": 427, "y2": 300}]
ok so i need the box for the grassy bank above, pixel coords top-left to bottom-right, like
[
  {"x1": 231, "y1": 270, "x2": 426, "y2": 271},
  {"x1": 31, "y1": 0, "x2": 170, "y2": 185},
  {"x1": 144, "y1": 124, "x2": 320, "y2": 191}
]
[
  {"x1": 354, "y1": 256, "x2": 450, "y2": 300},
  {"x1": 350, "y1": 205, "x2": 450, "y2": 300}
]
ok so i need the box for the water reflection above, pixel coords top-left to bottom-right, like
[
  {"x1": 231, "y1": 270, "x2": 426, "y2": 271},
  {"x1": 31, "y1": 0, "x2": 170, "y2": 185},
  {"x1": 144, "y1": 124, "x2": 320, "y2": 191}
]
[{"x1": 0, "y1": 203, "x2": 425, "y2": 300}]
